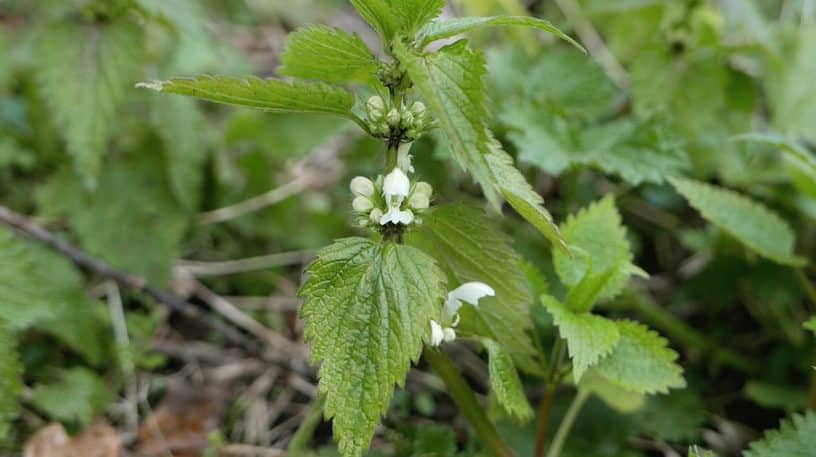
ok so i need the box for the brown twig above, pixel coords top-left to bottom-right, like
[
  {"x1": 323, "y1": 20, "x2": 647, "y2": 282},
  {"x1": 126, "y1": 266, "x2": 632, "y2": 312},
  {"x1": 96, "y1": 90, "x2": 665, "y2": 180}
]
[{"x1": 0, "y1": 204, "x2": 254, "y2": 346}]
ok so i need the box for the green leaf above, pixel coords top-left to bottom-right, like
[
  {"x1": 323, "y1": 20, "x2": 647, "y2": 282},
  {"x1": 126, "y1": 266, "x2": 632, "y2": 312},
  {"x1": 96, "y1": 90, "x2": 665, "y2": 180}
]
[
  {"x1": 350, "y1": 0, "x2": 398, "y2": 42},
  {"x1": 391, "y1": 0, "x2": 445, "y2": 36},
  {"x1": 0, "y1": 322, "x2": 21, "y2": 444},
  {"x1": 669, "y1": 177, "x2": 806, "y2": 266},
  {"x1": 744, "y1": 380, "x2": 808, "y2": 412},
  {"x1": 579, "y1": 369, "x2": 644, "y2": 414},
  {"x1": 482, "y1": 338, "x2": 533, "y2": 422},
  {"x1": 767, "y1": 28, "x2": 816, "y2": 143},
  {"x1": 594, "y1": 320, "x2": 685, "y2": 395},
  {"x1": 150, "y1": 94, "x2": 209, "y2": 210},
  {"x1": 689, "y1": 446, "x2": 716, "y2": 457},
  {"x1": 553, "y1": 196, "x2": 635, "y2": 301},
  {"x1": 279, "y1": 25, "x2": 378, "y2": 84},
  {"x1": 36, "y1": 18, "x2": 144, "y2": 186},
  {"x1": 31, "y1": 367, "x2": 113, "y2": 427},
  {"x1": 418, "y1": 16, "x2": 584, "y2": 51},
  {"x1": 541, "y1": 295, "x2": 619, "y2": 382},
  {"x1": 299, "y1": 238, "x2": 446, "y2": 456},
  {"x1": 744, "y1": 412, "x2": 816, "y2": 457},
  {"x1": 37, "y1": 154, "x2": 187, "y2": 286},
  {"x1": 406, "y1": 204, "x2": 539, "y2": 371},
  {"x1": 137, "y1": 76, "x2": 357, "y2": 118},
  {"x1": 805, "y1": 316, "x2": 816, "y2": 336},
  {"x1": 733, "y1": 132, "x2": 816, "y2": 199},
  {"x1": 564, "y1": 266, "x2": 618, "y2": 313},
  {"x1": 394, "y1": 41, "x2": 567, "y2": 251}
]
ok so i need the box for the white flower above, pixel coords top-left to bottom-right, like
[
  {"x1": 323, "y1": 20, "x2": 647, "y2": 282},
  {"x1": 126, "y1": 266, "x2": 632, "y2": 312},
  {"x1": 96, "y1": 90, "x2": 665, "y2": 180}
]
[
  {"x1": 350, "y1": 176, "x2": 375, "y2": 198},
  {"x1": 352, "y1": 196, "x2": 373, "y2": 212},
  {"x1": 408, "y1": 182, "x2": 432, "y2": 210},
  {"x1": 380, "y1": 207, "x2": 414, "y2": 225},
  {"x1": 382, "y1": 168, "x2": 410, "y2": 203},
  {"x1": 430, "y1": 320, "x2": 457, "y2": 347},
  {"x1": 369, "y1": 208, "x2": 384, "y2": 223},
  {"x1": 445, "y1": 282, "x2": 495, "y2": 317}
]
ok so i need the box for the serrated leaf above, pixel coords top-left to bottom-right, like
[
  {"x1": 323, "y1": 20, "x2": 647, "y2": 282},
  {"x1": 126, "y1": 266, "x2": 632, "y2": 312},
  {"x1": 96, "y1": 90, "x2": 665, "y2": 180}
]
[
  {"x1": 36, "y1": 18, "x2": 144, "y2": 186},
  {"x1": 418, "y1": 16, "x2": 583, "y2": 51},
  {"x1": 406, "y1": 204, "x2": 539, "y2": 372},
  {"x1": 31, "y1": 367, "x2": 113, "y2": 427},
  {"x1": 394, "y1": 40, "x2": 567, "y2": 251},
  {"x1": 299, "y1": 238, "x2": 446, "y2": 457},
  {"x1": 482, "y1": 338, "x2": 533, "y2": 422},
  {"x1": 137, "y1": 75, "x2": 357, "y2": 118},
  {"x1": 744, "y1": 412, "x2": 816, "y2": 457},
  {"x1": 553, "y1": 196, "x2": 635, "y2": 301},
  {"x1": 150, "y1": 94, "x2": 208, "y2": 210},
  {"x1": 279, "y1": 25, "x2": 378, "y2": 84},
  {"x1": 0, "y1": 322, "x2": 21, "y2": 444},
  {"x1": 594, "y1": 320, "x2": 685, "y2": 395},
  {"x1": 391, "y1": 0, "x2": 445, "y2": 36},
  {"x1": 541, "y1": 295, "x2": 619, "y2": 381},
  {"x1": 579, "y1": 369, "x2": 644, "y2": 413},
  {"x1": 37, "y1": 154, "x2": 187, "y2": 286},
  {"x1": 350, "y1": 0, "x2": 398, "y2": 42},
  {"x1": 669, "y1": 177, "x2": 805, "y2": 266},
  {"x1": 767, "y1": 28, "x2": 816, "y2": 143},
  {"x1": 564, "y1": 266, "x2": 618, "y2": 313}
]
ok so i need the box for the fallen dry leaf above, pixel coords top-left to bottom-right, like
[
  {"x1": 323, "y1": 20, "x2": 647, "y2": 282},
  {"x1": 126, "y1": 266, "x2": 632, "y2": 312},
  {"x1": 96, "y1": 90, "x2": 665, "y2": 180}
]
[{"x1": 24, "y1": 422, "x2": 119, "y2": 457}]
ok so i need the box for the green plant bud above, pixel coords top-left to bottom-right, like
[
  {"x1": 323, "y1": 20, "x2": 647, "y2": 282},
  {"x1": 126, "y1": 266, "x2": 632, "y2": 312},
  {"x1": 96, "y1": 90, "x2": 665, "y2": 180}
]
[
  {"x1": 374, "y1": 122, "x2": 389, "y2": 136},
  {"x1": 410, "y1": 101, "x2": 426, "y2": 118},
  {"x1": 409, "y1": 181, "x2": 432, "y2": 210},
  {"x1": 400, "y1": 111, "x2": 414, "y2": 129},
  {"x1": 350, "y1": 176, "x2": 375, "y2": 197},
  {"x1": 367, "y1": 96, "x2": 386, "y2": 114},
  {"x1": 405, "y1": 128, "x2": 419, "y2": 140},
  {"x1": 386, "y1": 108, "x2": 401, "y2": 128},
  {"x1": 352, "y1": 196, "x2": 374, "y2": 212}
]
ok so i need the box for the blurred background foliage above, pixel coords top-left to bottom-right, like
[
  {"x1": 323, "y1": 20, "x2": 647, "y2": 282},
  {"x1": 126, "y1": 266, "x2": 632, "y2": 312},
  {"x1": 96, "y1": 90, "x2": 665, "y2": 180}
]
[{"x1": 0, "y1": 0, "x2": 815, "y2": 456}]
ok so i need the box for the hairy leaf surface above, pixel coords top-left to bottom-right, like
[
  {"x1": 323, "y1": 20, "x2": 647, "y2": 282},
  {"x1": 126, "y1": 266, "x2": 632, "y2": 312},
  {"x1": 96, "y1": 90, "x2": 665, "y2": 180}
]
[
  {"x1": 280, "y1": 25, "x2": 378, "y2": 84},
  {"x1": 418, "y1": 16, "x2": 582, "y2": 50},
  {"x1": 300, "y1": 238, "x2": 446, "y2": 456},
  {"x1": 483, "y1": 338, "x2": 533, "y2": 422},
  {"x1": 670, "y1": 177, "x2": 805, "y2": 266},
  {"x1": 744, "y1": 412, "x2": 816, "y2": 457}
]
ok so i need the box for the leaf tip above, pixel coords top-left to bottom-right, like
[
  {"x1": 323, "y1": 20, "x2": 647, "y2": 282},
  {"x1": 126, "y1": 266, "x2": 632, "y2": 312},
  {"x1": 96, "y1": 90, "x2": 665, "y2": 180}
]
[{"x1": 135, "y1": 80, "x2": 165, "y2": 92}]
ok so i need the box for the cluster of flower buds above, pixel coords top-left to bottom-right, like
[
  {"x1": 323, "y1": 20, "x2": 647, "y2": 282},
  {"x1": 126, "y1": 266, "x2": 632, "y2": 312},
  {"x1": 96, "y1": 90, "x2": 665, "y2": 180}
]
[
  {"x1": 349, "y1": 167, "x2": 432, "y2": 228},
  {"x1": 365, "y1": 96, "x2": 429, "y2": 141}
]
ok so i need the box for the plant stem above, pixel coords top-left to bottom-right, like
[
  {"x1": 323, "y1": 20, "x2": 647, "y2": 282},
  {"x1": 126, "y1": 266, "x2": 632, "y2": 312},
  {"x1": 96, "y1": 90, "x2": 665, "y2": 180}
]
[
  {"x1": 423, "y1": 347, "x2": 515, "y2": 457},
  {"x1": 288, "y1": 395, "x2": 326, "y2": 456},
  {"x1": 534, "y1": 337, "x2": 566, "y2": 457},
  {"x1": 796, "y1": 268, "x2": 816, "y2": 312},
  {"x1": 545, "y1": 390, "x2": 589, "y2": 457}
]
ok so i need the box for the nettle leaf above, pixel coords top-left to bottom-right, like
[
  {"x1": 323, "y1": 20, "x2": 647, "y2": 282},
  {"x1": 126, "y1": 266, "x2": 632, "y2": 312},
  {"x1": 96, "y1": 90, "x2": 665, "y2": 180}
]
[
  {"x1": 744, "y1": 412, "x2": 816, "y2": 457},
  {"x1": 482, "y1": 338, "x2": 533, "y2": 422},
  {"x1": 137, "y1": 76, "x2": 357, "y2": 118},
  {"x1": 407, "y1": 204, "x2": 539, "y2": 371},
  {"x1": 150, "y1": 94, "x2": 208, "y2": 210},
  {"x1": 299, "y1": 238, "x2": 446, "y2": 456},
  {"x1": 31, "y1": 367, "x2": 113, "y2": 427},
  {"x1": 594, "y1": 320, "x2": 685, "y2": 395},
  {"x1": 579, "y1": 369, "x2": 644, "y2": 414},
  {"x1": 734, "y1": 132, "x2": 816, "y2": 198},
  {"x1": 36, "y1": 18, "x2": 144, "y2": 186},
  {"x1": 669, "y1": 177, "x2": 806, "y2": 266},
  {"x1": 391, "y1": 0, "x2": 445, "y2": 36},
  {"x1": 418, "y1": 16, "x2": 583, "y2": 51},
  {"x1": 0, "y1": 322, "x2": 21, "y2": 444},
  {"x1": 37, "y1": 154, "x2": 187, "y2": 286},
  {"x1": 394, "y1": 40, "x2": 566, "y2": 251},
  {"x1": 553, "y1": 196, "x2": 635, "y2": 301},
  {"x1": 279, "y1": 25, "x2": 378, "y2": 84},
  {"x1": 541, "y1": 295, "x2": 619, "y2": 382},
  {"x1": 350, "y1": 0, "x2": 398, "y2": 42}
]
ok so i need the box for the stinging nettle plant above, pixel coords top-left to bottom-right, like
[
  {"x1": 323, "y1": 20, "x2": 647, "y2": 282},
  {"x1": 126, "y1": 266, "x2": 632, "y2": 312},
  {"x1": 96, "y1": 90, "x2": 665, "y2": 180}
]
[{"x1": 139, "y1": 1, "x2": 688, "y2": 456}]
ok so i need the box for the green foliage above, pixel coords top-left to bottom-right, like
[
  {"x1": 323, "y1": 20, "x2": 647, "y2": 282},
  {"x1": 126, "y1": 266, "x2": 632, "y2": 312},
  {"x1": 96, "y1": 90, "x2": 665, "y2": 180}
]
[
  {"x1": 553, "y1": 196, "x2": 636, "y2": 302},
  {"x1": 542, "y1": 295, "x2": 619, "y2": 382},
  {"x1": 482, "y1": 338, "x2": 533, "y2": 422},
  {"x1": 280, "y1": 26, "x2": 378, "y2": 84},
  {"x1": 670, "y1": 177, "x2": 805, "y2": 266},
  {"x1": 0, "y1": 323, "x2": 21, "y2": 445},
  {"x1": 579, "y1": 370, "x2": 644, "y2": 414},
  {"x1": 407, "y1": 204, "x2": 539, "y2": 370},
  {"x1": 137, "y1": 76, "x2": 357, "y2": 118},
  {"x1": 350, "y1": 0, "x2": 399, "y2": 42},
  {"x1": 31, "y1": 367, "x2": 113, "y2": 427},
  {"x1": 594, "y1": 321, "x2": 685, "y2": 395},
  {"x1": 744, "y1": 412, "x2": 816, "y2": 457},
  {"x1": 417, "y1": 16, "x2": 583, "y2": 50},
  {"x1": 299, "y1": 238, "x2": 446, "y2": 456},
  {"x1": 36, "y1": 18, "x2": 144, "y2": 187}
]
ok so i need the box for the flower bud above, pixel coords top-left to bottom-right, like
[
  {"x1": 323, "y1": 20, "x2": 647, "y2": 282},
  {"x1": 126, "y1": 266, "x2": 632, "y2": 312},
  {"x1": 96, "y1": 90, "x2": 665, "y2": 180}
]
[
  {"x1": 386, "y1": 108, "x2": 401, "y2": 128},
  {"x1": 367, "y1": 96, "x2": 385, "y2": 114},
  {"x1": 352, "y1": 196, "x2": 373, "y2": 212},
  {"x1": 350, "y1": 176, "x2": 375, "y2": 197},
  {"x1": 400, "y1": 111, "x2": 414, "y2": 130},
  {"x1": 383, "y1": 168, "x2": 410, "y2": 201},
  {"x1": 409, "y1": 192, "x2": 429, "y2": 210},
  {"x1": 410, "y1": 101, "x2": 426, "y2": 118},
  {"x1": 369, "y1": 208, "x2": 384, "y2": 224}
]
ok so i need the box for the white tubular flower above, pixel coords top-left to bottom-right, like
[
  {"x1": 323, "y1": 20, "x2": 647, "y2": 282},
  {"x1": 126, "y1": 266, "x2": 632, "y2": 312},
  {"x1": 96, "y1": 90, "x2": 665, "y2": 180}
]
[
  {"x1": 380, "y1": 207, "x2": 414, "y2": 225},
  {"x1": 352, "y1": 196, "x2": 373, "y2": 212},
  {"x1": 350, "y1": 176, "x2": 375, "y2": 198},
  {"x1": 445, "y1": 282, "x2": 495, "y2": 317},
  {"x1": 383, "y1": 168, "x2": 410, "y2": 204},
  {"x1": 443, "y1": 327, "x2": 456, "y2": 343},
  {"x1": 430, "y1": 320, "x2": 445, "y2": 347}
]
